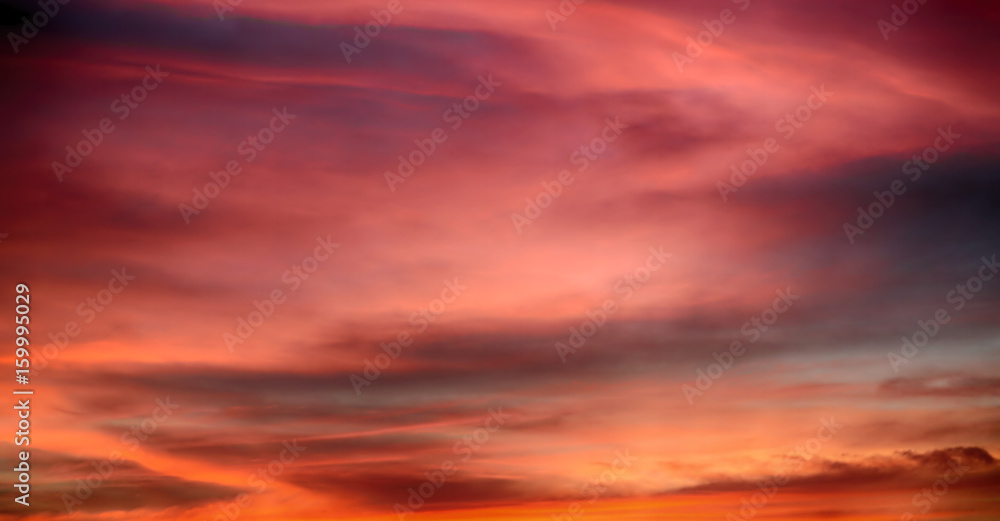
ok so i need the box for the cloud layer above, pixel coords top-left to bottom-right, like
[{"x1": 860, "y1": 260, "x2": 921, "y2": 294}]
[{"x1": 1, "y1": 0, "x2": 998, "y2": 519}]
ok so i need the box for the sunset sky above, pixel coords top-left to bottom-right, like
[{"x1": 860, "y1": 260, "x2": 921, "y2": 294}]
[{"x1": 2, "y1": 0, "x2": 999, "y2": 520}]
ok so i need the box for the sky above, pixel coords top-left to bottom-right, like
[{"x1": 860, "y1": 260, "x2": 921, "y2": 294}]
[{"x1": 1, "y1": 0, "x2": 999, "y2": 520}]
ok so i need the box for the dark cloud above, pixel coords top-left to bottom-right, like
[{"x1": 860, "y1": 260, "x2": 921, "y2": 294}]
[
  {"x1": 0, "y1": 446, "x2": 242, "y2": 516},
  {"x1": 676, "y1": 446, "x2": 999, "y2": 496}
]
